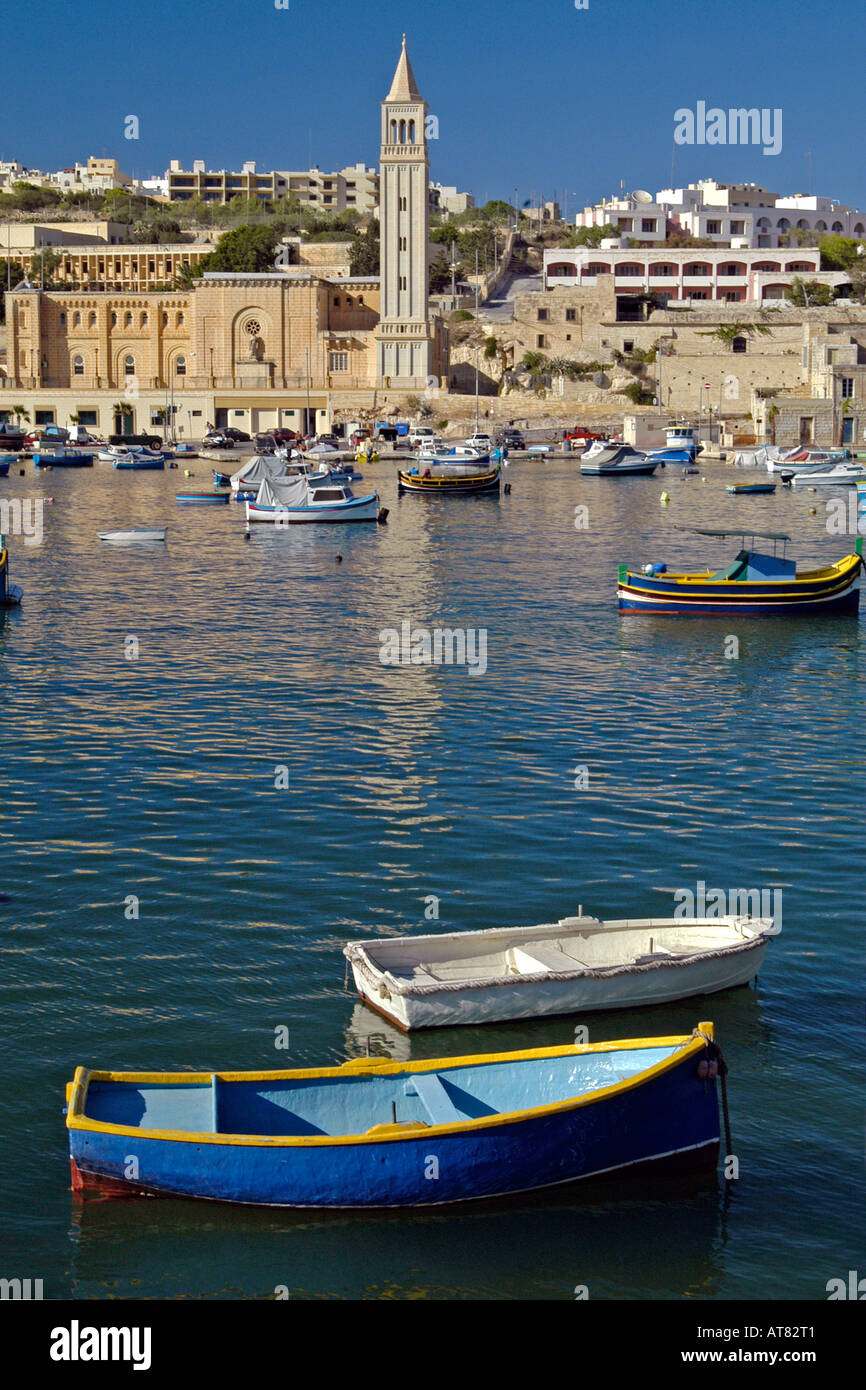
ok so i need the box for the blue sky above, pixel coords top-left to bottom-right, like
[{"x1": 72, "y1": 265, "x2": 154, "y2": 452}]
[{"x1": 6, "y1": 0, "x2": 865, "y2": 214}]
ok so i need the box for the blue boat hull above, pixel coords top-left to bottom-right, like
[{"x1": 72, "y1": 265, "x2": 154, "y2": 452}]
[
  {"x1": 113, "y1": 459, "x2": 165, "y2": 471},
  {"x1": 34, "y1": 453, "x2": 93, "y2": 467},
  {"x1": 646, "y1": 448, "x2": 696, "y2": 465},
  {"x1": 175, "y1": 492, "x2": 230, "y2": 505},
  {"x1": 66, "y1": 1034, "x2": 720, "y2": 1207}
]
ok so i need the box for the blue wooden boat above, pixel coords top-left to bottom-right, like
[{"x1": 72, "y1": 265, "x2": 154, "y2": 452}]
[
  {"x1": 34, "y1": 450, "x2": 93, "y2": 468},
  {"x1": 175, "y1": 491, "x2": 230, "y2": 505},
  {"x1": 113, "y1": 456, "x2": 165, "y2": 471},
  {"x1": 618, "y1": 529, "x2": 863, "y2": 616},
  {"x1": 0, "y1": 456, "x2": 14, "y2": 477},
  {"x1": 726, "y1": 483, "x2": 776, "y2": 495},
  {"x1": 64, "y1": 1025, "x2": 722, "y2": 1206},
  {"x1": 0, "y1": 542, "x2": 23, "y2": 607},
  {"x1": 213, "y1": 470, "x2": 231, "y2": 487}
]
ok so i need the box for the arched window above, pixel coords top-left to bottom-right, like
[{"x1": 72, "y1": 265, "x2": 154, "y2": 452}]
[
  {"x1": 584, "y1": 263, "x2": 608, "y2": 275},
  {"x1": 110, "y1": 311, "x2": 117, "y2": 326},
  {"x1": 408, "y1": 120, "x2": 415, "y2": 143},
  {"x1": 832, "y1": 222, "x2": 844, "y2": 233},
  {"x1": 72, "y1": 354, "x2": 84, "y2": 376},
  {"x1": 60, "y1": 312, "x2": 66, "y2": 325},
  {"x1": 162, "y1": 312, "x2": 168, "y2": 327},
  {"x1": 73, "y1": 311, "x2": 81, "y2": 327},
  {"x1": 732, "y1": 336, "x2": 748, "y2": 354},
  {"x1": 125, "y1": 311, "x2": 133, "y2": 326},
  {"x1": 390, "y1": 119, "x2": 397, "y2": 143},
  {"x1": 684, "y1": 262, "x2": 712, "y2": 276},
  {"x1": 89, "y1": 311, "x2": 97, "y2": 326},
  {"x1": 777, "y1": 218, "x2": 791, "y2": 231},
  {"x1": 753, "y1": 262, "x2": 781, "y2": 271},
  {"x1": 855, "y1": 223, "x2": 865, "y2": 236},
  {"x1": 796, "y1": 219, "x2": 809, "y2": 230},
  {"x1": 815, "y1": 221, "x2": 827, "y2": 232},
  {"x1": 757, "y1": 217, "x2": 771, "y2": 229},
  {"x1": 140, "y1": 311, "x2": 148, "y2": 326},
  {"x1": 786, "y1": 262, "x2": 814, "y2": 272},
  {"x1": 176, "y1": 311, "x2": 184, "y2": 326},
  {"x1": 124, "y1": 355, "x2": 135, "y2": 376},
  {"x1": 175, "y1": 355, "x2": 186, "y2": 376},
  {"x1": 399, "y1": 119, "x2": 406, "y2": 143}
]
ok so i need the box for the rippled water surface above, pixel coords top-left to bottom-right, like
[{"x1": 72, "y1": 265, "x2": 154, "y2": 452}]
[{"x1": 0, "y1": 456, "x2": 863, "y2": 1299}]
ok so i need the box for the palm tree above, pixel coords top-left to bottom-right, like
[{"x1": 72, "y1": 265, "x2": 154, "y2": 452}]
[
  {"x1": 11, "y1": 405, "x2": 29, "y2": 427},
  {"x1": 766, "y1": 403, "x2": 779, "y2": 446}
]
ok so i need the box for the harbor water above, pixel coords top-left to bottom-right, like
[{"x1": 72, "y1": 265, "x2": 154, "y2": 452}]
[{"x1": 0, "y1": 455, "x2": 863, "y2": 1299}]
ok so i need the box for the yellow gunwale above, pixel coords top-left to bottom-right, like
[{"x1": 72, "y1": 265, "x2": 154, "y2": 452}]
[
  {"x1": 626, "y1": 554, "x2": 860, "y2": 588},
  {"x1": 65, "y1": 1025, "x2": 712, "y2": 1148}
]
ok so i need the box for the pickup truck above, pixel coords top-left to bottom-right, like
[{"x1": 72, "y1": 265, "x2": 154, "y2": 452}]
[
  {"x1": 109, "y1": 431, "x2": 163, "y2": 449},
  {"x1": 0, "y1": 423, "x2": 29, "y2": 450}
]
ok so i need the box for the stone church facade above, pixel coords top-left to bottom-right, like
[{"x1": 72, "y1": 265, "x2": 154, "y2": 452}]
[{"x1": 0, "y1": 39, "x2": 448, "y2": 438}]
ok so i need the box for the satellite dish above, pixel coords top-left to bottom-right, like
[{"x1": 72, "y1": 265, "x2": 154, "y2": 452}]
[{"x1": 632, "y1": 189, "x2": 653, "y2": 203}]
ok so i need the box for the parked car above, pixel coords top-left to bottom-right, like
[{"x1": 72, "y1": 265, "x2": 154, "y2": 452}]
[
  {"x1": 375, "y1": 426, "x2": 401, "y2": 446},
  {"x1": 25, "y1": 424, "x2": 70, "y2": 448},
  {"x1": 254, "y1": 432, "x2": 277, "y2": 454},
  {"x1": 466, "y1": 432, "x2": 494, "y2": 451},
  {"x1": 272, "y1": 428, "x2": 299, "y2": 445},
  {"x1": 0, "y1": 422, "x2": 28, "y2": 450},
  {"x1": 108, "y1": 431, "x2": 163, "y2": 449},
  {"x1": 221, "y1": 427, "x2": 251, "y2": 442},
  {"x1": 566, "y1": 426, "x2": 604, "y2": 443},
  {"x1": 496, "y1": 429, "x2": 525, "y2": 450},
  {"x1": 409, "y1": 427, "x2": 436, "y2": 448}
]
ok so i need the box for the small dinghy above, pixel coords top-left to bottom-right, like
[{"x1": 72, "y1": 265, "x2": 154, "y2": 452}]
[
  {"x1": 0, "y1": 456, "x2": 13, "y2": 477},
  {"x1": 726, "y1": 483, "x2": 776, "y2": 495},
  {"x1": 97, "y1": 528, "x2": 167, "y2": 543},
  {"x1": 64, "y1": 1023, "x2": 724, "y2": 1205},
  {"x1": 345, "y1": 911, "x2": 780, "y2": 1029},
  {"x1": 175, "y1": 491, "x2": 230, "y2": 505}
]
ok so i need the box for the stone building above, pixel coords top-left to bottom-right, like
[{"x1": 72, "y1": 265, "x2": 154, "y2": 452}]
[
  {"x1": 0, "y1": 38, "x2": 448, "y2": 436},
  {"x1": 506, "y1": 275, "x2": 866, "y2": 435}
]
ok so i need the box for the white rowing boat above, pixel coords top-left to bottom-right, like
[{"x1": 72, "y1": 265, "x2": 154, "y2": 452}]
[
  {"x1": 98, "y1": 528, "x2": 167, "y2": 542},
  {"x1": 344, "y1": 911, "x2": 781, "y2": 1030}
]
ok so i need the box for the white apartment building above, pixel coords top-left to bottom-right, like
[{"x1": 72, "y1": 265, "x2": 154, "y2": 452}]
[
  {"x1": 576, "y1": 179, "x2": 866, "y2": 249},
  {"x1": 544, "y1": 245, "x2": 847, "y2": 303},
  {"x1": 430, "y1": 183, "x2": 475, "y2": 215},
  {"x1": 166, "y1": 159, "x2": 380, "y2": 213}
]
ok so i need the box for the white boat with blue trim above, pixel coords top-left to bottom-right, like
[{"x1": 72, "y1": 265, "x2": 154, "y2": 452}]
[{"x1": 246, "y1": 473, "x2": 380, "y2": 523}]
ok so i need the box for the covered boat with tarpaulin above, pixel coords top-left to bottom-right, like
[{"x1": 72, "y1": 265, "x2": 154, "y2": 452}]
[
  {"x1": 64, "y1": 1025, "x2": 724, "y2": 1207},
  {"x1": 617, "y1": 529, "x2": 863, "y2": 616}
]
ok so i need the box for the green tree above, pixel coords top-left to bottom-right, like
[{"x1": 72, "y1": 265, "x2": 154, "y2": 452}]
[
  {"x1": 785, "y1": 276, "x2": 834, "y2": 307},
  {"x1": 349, "y1": 219, "x2": 380, "y2": 276},
  {"x1": 816, "y1": 235, "x2": 863, "y2": 271},
  {"x1": 562, "y1": 223, "x2": 618, "y2": 249}
]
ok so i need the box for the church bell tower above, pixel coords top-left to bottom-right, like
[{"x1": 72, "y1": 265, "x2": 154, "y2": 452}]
[{"x1": 376, "y1": 35, "x2": 435, "y2": 387}]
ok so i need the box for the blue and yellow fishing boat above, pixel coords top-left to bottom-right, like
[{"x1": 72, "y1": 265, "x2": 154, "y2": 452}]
[
  {"x1": 65, "y1": 1025, "x2": 723, "y2": 1207},
  {"x1": 618, "y1": 529, "x2": 863, "y2": 616},
  {"x1": 1, "y1": 541, "x2": 23, "y2": 607}
]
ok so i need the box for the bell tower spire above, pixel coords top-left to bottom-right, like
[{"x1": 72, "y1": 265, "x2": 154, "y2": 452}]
[{"x1": 376, "y1": 36, "x2": 434, "y2": 388}]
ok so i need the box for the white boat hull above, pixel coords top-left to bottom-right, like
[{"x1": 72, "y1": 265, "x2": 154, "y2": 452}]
[{"x1": 345, "y1": 915, "x2": 778, "y2": 1030}]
